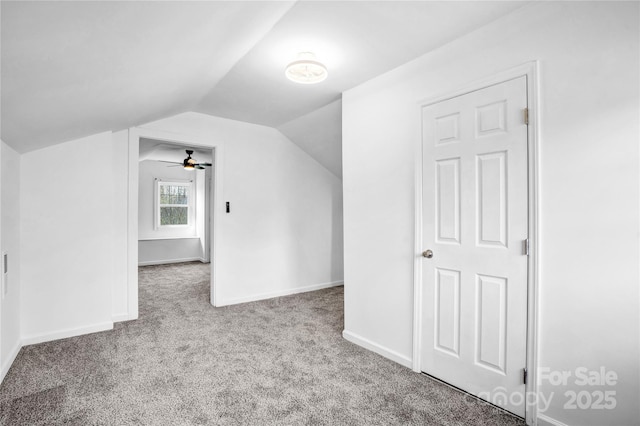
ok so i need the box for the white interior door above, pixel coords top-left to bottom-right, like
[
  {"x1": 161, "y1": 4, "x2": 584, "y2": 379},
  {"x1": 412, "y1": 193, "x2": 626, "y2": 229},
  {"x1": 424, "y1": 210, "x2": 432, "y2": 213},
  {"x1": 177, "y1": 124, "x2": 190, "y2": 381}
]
[{"x1": 420, "y1": 76, "x2": 529, "y2": 417}]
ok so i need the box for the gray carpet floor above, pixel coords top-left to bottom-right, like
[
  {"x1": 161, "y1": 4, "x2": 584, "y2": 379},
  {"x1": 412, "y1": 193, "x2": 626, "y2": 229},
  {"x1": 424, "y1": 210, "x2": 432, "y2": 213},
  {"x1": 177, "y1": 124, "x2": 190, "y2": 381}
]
[{"x1": 0, "y1": 262, "x2": 524, "y2": 425}]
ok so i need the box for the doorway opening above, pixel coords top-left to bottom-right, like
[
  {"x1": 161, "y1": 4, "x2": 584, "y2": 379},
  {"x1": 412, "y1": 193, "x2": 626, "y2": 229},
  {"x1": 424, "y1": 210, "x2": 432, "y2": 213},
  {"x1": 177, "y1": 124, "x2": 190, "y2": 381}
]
[
  {"x1": 136, "y1": 138, "x2": 213, "y2": 310},
  {"x1": 138, "y1": 139, "x2": 212, "y2": 266},
  {"x1": 126, "y1": 128, "x2": 221, "y2": 321}
]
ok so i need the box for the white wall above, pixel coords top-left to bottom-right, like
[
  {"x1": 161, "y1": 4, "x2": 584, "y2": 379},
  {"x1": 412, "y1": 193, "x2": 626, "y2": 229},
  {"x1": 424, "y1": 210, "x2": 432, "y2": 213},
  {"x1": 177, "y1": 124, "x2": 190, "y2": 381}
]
[
  {"x1": 138, "y1": 239, "x2": 202, "y2": 266},
  {"x1": 20, "y1": 131, "x2": 128, "y2": 343},
  {"x1": 16, "y1": 107, "x2": 342, "y2": 348},
  {"x1": 0, "y1": 140, "x2": 21, "y2": 382},
  {"x1": 342, "y1": 2, "x2": 639, "y2": 425},
  {"x1": 138, "y1": 159, "x2": 207, "y2": 265},
  {"x1": 139, "y1": 112, "x2": 344, "y2": 305}
]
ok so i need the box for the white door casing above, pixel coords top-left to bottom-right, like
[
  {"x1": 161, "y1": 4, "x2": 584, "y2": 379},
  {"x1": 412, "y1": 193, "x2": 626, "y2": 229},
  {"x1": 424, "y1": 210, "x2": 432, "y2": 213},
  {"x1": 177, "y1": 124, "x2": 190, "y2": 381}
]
[{"x1": 420, "y1": 76, "x2": 529, "y2": 417}]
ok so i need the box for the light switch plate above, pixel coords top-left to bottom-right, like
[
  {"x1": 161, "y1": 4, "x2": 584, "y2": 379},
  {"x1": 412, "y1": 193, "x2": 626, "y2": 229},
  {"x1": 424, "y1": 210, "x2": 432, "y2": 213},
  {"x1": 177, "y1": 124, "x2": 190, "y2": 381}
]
[{"x1": 2, "y1": 252, "x2": 7, "y2": 298}]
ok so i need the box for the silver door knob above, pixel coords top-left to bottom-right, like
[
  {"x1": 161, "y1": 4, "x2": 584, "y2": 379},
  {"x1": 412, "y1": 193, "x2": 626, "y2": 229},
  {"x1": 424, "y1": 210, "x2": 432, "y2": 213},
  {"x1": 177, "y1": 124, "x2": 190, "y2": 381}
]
[{"x1": 422, "y1": 249, "x2": 433, "y2": 258}]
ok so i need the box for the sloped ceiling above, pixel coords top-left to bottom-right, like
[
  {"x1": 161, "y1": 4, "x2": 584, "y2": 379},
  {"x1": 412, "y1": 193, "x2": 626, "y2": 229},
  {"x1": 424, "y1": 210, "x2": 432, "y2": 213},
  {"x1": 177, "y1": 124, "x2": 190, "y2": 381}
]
[
  {"x1": 196, "y1": 1, "x2": 526, "y2": 127},
  {"x1": 1, "y1": 1, "x2": 527, "y2": 172},
  {"x1": 1, "y1": 1, "x2": 295, "y2": 152},
  {"x1": 278, "y1": 99, "x2": 342, "y2": 178}
]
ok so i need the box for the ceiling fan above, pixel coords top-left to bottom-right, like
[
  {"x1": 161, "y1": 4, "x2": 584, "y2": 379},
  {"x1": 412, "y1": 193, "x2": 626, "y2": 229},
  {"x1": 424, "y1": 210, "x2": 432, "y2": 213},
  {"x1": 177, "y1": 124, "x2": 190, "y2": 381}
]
[{"x1": 161, "y1": 150, "x2": 211, "y2": 170}]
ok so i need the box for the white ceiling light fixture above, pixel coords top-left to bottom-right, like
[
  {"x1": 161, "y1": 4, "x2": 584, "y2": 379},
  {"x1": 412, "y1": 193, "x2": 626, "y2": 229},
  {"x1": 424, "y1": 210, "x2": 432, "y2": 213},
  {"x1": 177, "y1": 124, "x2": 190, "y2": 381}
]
[{"x1": 285, "y1": 52, "x2": 328, "y2": 84}]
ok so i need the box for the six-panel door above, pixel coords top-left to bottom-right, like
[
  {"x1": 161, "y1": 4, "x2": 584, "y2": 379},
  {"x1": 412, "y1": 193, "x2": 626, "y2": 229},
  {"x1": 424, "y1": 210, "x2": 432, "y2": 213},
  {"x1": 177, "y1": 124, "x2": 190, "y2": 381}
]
[{"x1": 420, "y1": 76, "x2": 529, "y2": 417}]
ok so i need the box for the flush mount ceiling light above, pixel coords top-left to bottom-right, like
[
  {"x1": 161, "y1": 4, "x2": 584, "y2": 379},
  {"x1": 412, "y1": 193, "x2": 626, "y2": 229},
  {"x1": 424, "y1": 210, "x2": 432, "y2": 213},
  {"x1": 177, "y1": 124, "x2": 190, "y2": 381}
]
[{"x1": 285, "y1": 52, "x2": 328, "y2": 84}]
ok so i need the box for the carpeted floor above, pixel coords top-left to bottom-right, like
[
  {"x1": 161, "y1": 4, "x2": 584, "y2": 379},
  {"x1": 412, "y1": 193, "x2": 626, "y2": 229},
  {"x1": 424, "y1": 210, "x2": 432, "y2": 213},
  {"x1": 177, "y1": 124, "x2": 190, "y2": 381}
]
[{"x1": 0, "y1": 262, "x2": 524, "y2": 425}]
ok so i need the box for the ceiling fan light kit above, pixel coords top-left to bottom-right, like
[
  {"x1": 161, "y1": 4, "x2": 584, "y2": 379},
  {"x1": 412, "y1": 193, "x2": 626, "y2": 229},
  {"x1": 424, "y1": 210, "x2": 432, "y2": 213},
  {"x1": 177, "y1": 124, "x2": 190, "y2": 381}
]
[
  {"x1": 183, "y1": 150, "x2": 196, "y2": 170},
  {"x1": 285, "y1": 52, "x2": 328, "y2": 84},
  {"x1": 156, "y1": 149, "x2": 211, "y2": 170}
]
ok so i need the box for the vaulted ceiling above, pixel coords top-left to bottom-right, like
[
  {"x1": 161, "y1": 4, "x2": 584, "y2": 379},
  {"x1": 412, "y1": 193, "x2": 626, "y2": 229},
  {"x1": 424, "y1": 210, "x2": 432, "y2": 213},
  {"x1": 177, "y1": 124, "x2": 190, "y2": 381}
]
[{"x1": 1, "y1": 1, "x2": 527, "y2": 176}]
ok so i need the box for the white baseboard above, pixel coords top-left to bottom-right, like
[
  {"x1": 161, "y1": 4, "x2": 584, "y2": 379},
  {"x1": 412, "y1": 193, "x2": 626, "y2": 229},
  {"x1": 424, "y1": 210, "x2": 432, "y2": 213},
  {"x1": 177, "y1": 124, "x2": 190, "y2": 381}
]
[
  {"x1": 536, "y1": 414, "x2": 568, "y2": 426},
  {"x1": 21, "y1": 321, "x2": 114, "y2": 346},
  {"x1": 217, "y1": 280, "x2": 344, "y2": 307},
  {"x1": 138, "y1": 257, "x2": 202, "y2": 266},
  {"x1": 112, "y1": 312, "x2": 136, "y2": 323},
  {"x1": 0, "y1": 340, "x2": 22, "y2": 385},
  {"x1": 342, "y1": 329, "x2": 413, "y2": 369}
]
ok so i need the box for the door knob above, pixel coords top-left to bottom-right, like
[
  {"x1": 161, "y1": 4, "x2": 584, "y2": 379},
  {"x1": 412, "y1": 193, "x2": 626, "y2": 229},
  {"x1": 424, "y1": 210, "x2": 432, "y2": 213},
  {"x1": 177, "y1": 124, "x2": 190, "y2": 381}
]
[{"x1": 422, "y1": 249, "x2": 433, "y2": 259}]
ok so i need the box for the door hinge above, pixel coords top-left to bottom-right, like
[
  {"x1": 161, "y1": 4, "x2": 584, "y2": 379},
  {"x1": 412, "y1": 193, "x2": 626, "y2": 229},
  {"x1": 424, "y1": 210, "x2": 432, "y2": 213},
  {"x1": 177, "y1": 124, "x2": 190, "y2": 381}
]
[
  {"x1": 524, "y1": 108, "x2": 529, "y2": 125},
  {"x1": 523, "y1": 368, "x2": 528, "y2": 385},
  {"x1": 523, "y1": 238, "x2": 530, "y2": 256}
]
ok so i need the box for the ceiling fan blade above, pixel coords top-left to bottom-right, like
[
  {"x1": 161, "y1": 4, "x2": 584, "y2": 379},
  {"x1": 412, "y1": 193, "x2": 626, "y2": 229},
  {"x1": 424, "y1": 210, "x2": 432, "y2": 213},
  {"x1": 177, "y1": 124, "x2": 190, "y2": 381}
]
[
  {"x1": 196, "y1": 163, "x2": 212, "y2": 167},
  {"x1": 157, "y1": 160, "x2": 182, "y2": 164},
  {"x1": 195, "y1": 165, "x2": 205, "y2": 170}
]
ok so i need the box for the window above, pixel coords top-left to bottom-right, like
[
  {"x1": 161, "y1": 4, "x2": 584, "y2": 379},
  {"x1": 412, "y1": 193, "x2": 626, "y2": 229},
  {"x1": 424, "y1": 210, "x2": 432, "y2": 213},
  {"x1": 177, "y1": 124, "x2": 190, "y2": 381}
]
[{"x1": 156, "y1": 181, "x2": 193, "y2": 227}]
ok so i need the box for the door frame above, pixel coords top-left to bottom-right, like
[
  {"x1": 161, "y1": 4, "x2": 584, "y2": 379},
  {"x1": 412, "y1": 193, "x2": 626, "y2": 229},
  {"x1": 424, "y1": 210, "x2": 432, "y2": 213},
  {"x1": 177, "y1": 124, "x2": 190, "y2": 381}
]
[
  {"x1": 412, "y1": 61, "x2": 540, "y2": 425},
  {"x1": 126, "y1": 127, "x2": 224, "y2": 319}
]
